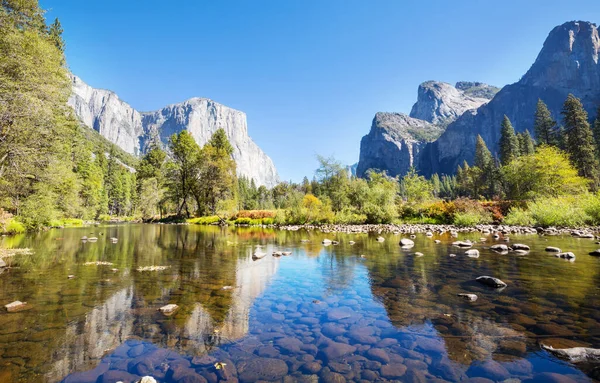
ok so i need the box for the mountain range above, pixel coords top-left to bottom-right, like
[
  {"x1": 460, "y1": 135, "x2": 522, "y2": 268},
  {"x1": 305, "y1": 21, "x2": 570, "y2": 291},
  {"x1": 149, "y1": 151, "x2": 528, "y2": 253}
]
[
  {"x1": 68, "y1": 76, "x2": 280, "y2": 187},
  {"x1": 357, "y1": 20, "x2": 600, "y2": 178}
]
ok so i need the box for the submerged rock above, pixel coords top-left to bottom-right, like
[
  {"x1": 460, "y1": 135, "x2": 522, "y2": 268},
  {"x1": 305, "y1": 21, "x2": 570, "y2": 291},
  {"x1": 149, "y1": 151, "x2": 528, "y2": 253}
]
[
  {"x1": 545, "y1": 246, "x2": 562, "y2": 252},
  {"x1": 457, "y1": 293, "x2": 478, "y2": 301},
  {"x1": 476, "y1": 276, "x2": 507, "y2": 288},
  {"x1": 542, "y1": 344, "x2": 600, "y2": 363},
  {"x1": 556, "y1": 252, "x2": 576, "y2": 260},
  {"x1": 376, "y1": 236, "x2": 385, "y2": 242},
  {"x1": 589, "y1": 249, "x2": 600, "y2": 256},
  {"x1": 512, "y1": 243, "x2": 530, "y2": 251}
]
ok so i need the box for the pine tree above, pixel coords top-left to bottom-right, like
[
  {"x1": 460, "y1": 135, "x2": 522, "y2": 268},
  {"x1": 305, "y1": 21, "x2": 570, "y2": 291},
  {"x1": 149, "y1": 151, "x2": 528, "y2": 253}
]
[
  {"x1": 593, "y1": 106, "x2": 600, "y2": 160},
  {"x1": 48, "y1": 18, "x2": 65, "y2": 53},
  {"x1": 562, "y1": 94, "x2": 598, "y2": 180},
  {"x1": 518, "y1": 130, "x2": 535, "y2": 156},
  {"x1": 534, "y1": 99, "x2": 557, "y2": 146},
  {"x1": 474, "y1": 135, "x2": 493, "y2": 169},
  {"x1": 499, "y1": 115, "x2": 520, "y2": 165}
]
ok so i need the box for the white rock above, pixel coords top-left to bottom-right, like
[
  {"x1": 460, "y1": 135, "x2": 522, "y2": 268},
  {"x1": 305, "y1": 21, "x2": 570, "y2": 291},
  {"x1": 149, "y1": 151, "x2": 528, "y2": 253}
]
[
  {"x1": 5, "y1": 301, "x2": 27, "y2": 312},
  {"x1": 159, "y1": 304, "x2": 179, "y2": 315}
]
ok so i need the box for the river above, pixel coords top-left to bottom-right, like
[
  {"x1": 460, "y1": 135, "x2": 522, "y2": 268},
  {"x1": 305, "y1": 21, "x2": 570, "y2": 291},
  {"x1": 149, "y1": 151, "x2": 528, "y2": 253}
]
[{"x1": 0, "y1": 224, "x2": 599, "y2": 382}]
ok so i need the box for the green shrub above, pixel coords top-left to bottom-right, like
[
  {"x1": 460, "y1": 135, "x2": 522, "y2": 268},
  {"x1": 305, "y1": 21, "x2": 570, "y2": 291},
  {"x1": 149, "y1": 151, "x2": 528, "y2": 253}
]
[
  {"x1": 261, "y1": 218, "x2": 274, "y2": 225},
  {"x1": 188, "y1": 216, "x2": 221, "y2": 225},
  {"x1": 334, "y1": 209, "x2": 367, "y2": 224},
  {"x1": 234, "y1": 217, "x2": 252, "y2": 225},
  {"x1": 529, "y1": 196, "x2": 585, "y2": 227},
  {"x1": 503, "y1": 208, "x2": 535, "y2": 226},
  {"x1": 582, "y1": 193, "x2": 600, "y2": 225},
  {"x1": 98, "y1": 214, "x2": 111, "y2": 222},
  {"x1": 453, "y1": 211, "x2": 493, "y2": 227},
  {"x1": 528, "y1": 195, "x2": 590, "y2": 227},
  {"x1": 5, "y1": 219, "x2": 25, "y2": 234}
]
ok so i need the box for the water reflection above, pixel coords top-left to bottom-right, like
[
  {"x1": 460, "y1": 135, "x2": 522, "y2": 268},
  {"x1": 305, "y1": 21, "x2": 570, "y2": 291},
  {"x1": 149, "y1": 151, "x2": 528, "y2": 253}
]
[{"x1": 0, "y1": 225, "x2": 598, "y2": 382}]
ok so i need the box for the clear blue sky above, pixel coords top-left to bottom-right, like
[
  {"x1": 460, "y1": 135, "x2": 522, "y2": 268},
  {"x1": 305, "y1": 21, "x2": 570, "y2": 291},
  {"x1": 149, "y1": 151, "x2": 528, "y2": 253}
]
[{"x1": 41, "y1": 0, "x2": 599, "y2": 182}]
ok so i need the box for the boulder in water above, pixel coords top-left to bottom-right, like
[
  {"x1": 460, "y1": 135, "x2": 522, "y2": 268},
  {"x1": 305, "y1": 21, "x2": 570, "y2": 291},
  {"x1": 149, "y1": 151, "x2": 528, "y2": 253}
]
[{"x1": 476, "y1": 276, "x2": 507, "y2": 288}]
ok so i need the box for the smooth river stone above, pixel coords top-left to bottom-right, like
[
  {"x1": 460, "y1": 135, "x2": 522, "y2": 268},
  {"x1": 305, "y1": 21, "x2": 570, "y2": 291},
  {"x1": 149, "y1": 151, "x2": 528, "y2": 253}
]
[
  {"x1": 319, "y1": 342, "x2": 357, "y2": 362},
  {"x1": 326, "y1": 307, "x2": 354, "y2": 321},
  {"x1": 237, "y1": 358, "x2": 289, "y2": 381}
]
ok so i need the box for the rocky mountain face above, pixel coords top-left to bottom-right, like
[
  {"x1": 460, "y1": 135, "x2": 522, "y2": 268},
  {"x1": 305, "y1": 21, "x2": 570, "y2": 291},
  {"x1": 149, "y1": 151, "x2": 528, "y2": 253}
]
[
  {"x1": 409, "y1": 81, "x2": 492, "y2": 126},
  {"x1": 68, "y1": 76, "x2": 279, "y2": 187},
  {"x1": 420, "y1": 21, "x2": 600, "y2": 176},
  {"x1": 356, "y1": 81, "x2": 497, "y2": 178},
  {"x1": 69, "y1": 75, "x2": 143, "y2": 155}
]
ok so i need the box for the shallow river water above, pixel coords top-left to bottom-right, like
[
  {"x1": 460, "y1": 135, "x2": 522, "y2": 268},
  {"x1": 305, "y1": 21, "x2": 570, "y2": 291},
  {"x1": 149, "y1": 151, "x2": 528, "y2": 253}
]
[{"x1": 1, "y1": 224, "x2": 600, "y2": 382}]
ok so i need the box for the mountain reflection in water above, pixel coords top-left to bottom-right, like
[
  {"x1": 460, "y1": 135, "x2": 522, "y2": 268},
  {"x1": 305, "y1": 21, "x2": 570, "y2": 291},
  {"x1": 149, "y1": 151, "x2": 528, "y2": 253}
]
[{"x1": 0, "y1": 224, "x2": 598, "y2": 382}]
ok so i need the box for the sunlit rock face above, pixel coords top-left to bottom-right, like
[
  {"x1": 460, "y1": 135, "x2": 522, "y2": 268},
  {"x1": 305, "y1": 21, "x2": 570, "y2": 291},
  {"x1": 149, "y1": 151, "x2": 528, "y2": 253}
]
[
  {"x1": 420, "y1": 21, "x2": 600, "y2": 176},
  {"x1": 356, "y1": 113, "x2": 442, "y2": 178},
  {"x1": 409, "y1": 81, "x2": 492, "y2": 126},
  {"x1": 357, "y1": 81, "x2": 496, "y2": 178},
  {"x1": 69, "y1": 75, "x2": 143, "y2": 155},
  {"x1": 68, "y1": 76, "x2": 280, "y2": 187}
]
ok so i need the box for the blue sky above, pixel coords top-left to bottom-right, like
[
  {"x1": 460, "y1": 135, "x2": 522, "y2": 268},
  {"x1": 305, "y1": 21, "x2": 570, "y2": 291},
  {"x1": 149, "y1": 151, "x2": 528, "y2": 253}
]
[{"x1": 42, "y1": 0, "x2": 599, "y2": 182}]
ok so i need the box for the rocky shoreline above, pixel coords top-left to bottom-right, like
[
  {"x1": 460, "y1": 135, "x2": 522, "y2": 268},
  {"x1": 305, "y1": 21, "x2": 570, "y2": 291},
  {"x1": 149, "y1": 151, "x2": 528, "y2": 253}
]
[{"x1": 275, "y1": 223, "x2": 600, "y2": 237}]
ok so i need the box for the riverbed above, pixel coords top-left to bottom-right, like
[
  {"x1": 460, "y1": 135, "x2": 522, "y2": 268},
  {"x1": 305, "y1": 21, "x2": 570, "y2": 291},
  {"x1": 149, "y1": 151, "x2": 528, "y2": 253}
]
[{"x1": 0, "y1": 224, "x2": 599, "y2": 382}]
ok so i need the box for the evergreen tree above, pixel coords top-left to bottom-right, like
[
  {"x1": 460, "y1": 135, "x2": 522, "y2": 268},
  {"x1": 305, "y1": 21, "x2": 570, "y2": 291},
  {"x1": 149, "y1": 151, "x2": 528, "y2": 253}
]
[
  {"x1": 499, "y1": 115, "x2": 520, "y2": 165},
  {"x1": 562, "y1": 94, "x2": 598, "y2": 180},
  {"x1": 593, "y1": 106, "x2": 600, "y2": 160},
  {"x1": 534, "y1": 99, "x2": 557, "y2": 146},
  {"x1": 430, "y1": 173, "x2": 441, "y2": 197},
  {"x1": 518, "y1": 130, "x2": 535, "y2": 156},
  {"x1": 474, "y1": 135, "x2": 497, "y2": 198},
  {"x1": 474, "y1": 135, "x2": 493, "y2": 170},
  {"x1": 48, "y1": 18, "x2": 65, "y2": 53}
]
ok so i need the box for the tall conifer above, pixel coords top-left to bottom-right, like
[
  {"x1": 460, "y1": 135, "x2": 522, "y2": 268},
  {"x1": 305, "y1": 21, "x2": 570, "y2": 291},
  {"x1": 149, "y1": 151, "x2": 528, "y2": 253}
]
[
  {"x1": 562, "y1": 94, "x2": 598, "y2": 180},
  {"x1": 534, "y1": 99, "x2": 557, "y2": 146},
  {"x1": 499, "y1": 115, "x2": 520, "y2": 165}
]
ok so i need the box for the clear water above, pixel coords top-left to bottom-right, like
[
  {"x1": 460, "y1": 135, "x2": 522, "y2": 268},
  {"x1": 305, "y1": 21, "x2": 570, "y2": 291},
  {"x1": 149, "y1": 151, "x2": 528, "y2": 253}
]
[{"x1": 0, "y1": 224, "x2": 599, "y2": 382}]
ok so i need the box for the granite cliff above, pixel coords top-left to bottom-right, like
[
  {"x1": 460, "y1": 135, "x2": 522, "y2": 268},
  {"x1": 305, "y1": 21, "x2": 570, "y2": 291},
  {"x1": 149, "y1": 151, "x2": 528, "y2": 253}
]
[
  {"x1": 356, "y1": 81, "x2": 497, "y2": 177},
  {"x1": 420, "y1": 21, "x2": 600, "y2": 176},
  {"x1": 359, "y1": 21, "x2": 600, "y2": 179},
  {"x1": 68, "y1": 76, "x2": 279, "y2": 187}
]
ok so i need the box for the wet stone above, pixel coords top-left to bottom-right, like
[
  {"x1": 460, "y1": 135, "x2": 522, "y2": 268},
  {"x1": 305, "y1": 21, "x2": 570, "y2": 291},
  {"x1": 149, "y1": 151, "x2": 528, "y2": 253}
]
[
  {"x1": 466, "y1": 360, "x2": 510, "y2": 381},
  {"x1": 326, "y1": 307, "x2": 354, "y2": 321},
  {"x1": 237, "y1": 357, "x2": 289, "y2": 381},
  {"x1": 319, "y1": 342, "x2": 357, "y2": 362},
  {"x1": 366, "y1": 348, "x2": 390, "y2": 364},
  {"x1": 322, "y1": 323, "x2": 346, "y2": 338},
  {"x1": 301, "y1": 361, "x2": 322, "y2": 374},
  {"x1": 380, "y1": 363, "x2": 407, "y2": 378}
]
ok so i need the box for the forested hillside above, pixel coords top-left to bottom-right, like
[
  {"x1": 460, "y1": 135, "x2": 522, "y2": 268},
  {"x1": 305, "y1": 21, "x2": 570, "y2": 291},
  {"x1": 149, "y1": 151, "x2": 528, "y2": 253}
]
[{"x1": 0, "y1": 1, "x2": 138, "y2": 231}]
